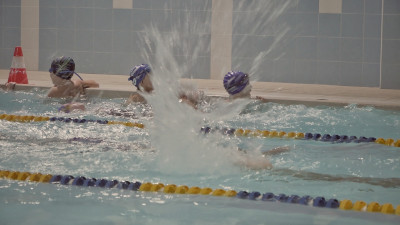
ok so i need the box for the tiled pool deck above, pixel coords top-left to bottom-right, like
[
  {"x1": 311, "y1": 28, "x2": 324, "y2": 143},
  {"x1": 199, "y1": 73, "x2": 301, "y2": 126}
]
[{"x1": 1, "y1": 70, "x2": 400, "y2": 110}]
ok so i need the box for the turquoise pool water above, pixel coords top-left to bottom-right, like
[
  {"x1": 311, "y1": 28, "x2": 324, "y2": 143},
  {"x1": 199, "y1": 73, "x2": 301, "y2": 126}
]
[{"x1": 0, "y1": 89, "x2": 399, "y2": 225}]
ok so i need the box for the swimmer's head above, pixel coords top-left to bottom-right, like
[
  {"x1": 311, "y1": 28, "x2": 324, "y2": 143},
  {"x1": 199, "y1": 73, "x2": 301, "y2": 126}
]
[
  {"x1": 223, "y1": 71, "x2": 250, "y2": 96},
  {"x1": 128, "y1": 64, "x2": 151, "y2": 90},
  {"x1": 49, "y1": 56, "x2": 75, "y2": 80}
]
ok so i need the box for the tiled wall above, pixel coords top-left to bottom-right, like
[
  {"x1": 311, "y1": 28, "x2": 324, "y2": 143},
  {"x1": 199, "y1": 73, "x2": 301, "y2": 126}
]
[
  {"x1": 231, "y1": 0, "x2": 399, "y2": 89},
  {"x1": 0, "y1": 0, "x2": 399, "y2": 89},
  {"x1": 0, "y1": 0, "x2": 21, "y2": 69},
  {"x1": 35, "y1": 0, "x2": 212, "y2": 77},
  {"x1": 382, "y1": 0, "x2": 400, "y2": 89}
]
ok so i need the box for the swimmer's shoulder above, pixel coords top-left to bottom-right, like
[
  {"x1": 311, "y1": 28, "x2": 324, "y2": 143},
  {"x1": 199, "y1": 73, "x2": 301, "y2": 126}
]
[
  {"x1": 47, "y1": 85, "x2": 80, "y2": 98},
  {"x1": 47, "y1": 86, "x2": 62, "y2": 98}
]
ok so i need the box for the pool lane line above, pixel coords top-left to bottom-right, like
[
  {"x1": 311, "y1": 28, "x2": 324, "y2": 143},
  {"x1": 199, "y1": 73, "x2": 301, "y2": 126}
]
[
  {"x1": 201, "y1": 126, "x2": 400, "y2": 148},
  {"x1": 1, "y1": 113, "x2": 399, "y2": 147},
  {"x1": 0, "y1": 114, "x2": 144, "y2": 129},
  {"x1": 1, "y1": 170, "x2": 399, "y2": 216}
]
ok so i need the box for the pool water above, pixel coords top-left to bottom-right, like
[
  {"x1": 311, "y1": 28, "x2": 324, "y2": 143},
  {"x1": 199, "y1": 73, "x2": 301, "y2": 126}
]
[{"x1": 0, "y1": 89, "x2": 400, "y2": 225}]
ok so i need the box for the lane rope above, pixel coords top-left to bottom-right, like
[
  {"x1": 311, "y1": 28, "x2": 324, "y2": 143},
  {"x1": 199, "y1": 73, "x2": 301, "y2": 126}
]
[
  {"x1": 1, "y1": 170, "x2": 399, "y2": 216},
  {"x1": 1, "y1": 113, "x2": 399, "y2": 147},
  {"x1": 0, "y1": 114, "x2": 144, "y2": 129},
  {"x1": 201, "y1": 126, "x2": 400, "y2": 148}
]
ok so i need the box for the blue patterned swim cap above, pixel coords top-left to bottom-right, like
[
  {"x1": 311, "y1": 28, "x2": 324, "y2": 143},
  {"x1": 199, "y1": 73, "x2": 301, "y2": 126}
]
[
  {"x1": 223, "y1": 71, "x2": 249, "y2": 95},
  {"x1": 128, "y1": 64, "x2": 151, "y2": 89},
  {"x1": 49, "y1": 56, "x2": 75, "y2": 80}
]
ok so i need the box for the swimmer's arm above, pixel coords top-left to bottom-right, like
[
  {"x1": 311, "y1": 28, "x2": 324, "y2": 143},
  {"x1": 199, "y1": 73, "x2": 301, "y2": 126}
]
[
  {"x1": 59, "y1": 102, "x2": 85, "y2": 112},
  {"x1": 233, "y1": 146, "x2": 290, "y2": 170},
  {"x1": 239, "y1": 146, "x2": 290, "y2": 156},
  {"x1": 272, "y1": 168, "x2": 400, "y2": 188},
  {"x1": 262, "y1": 146, "x2": 290, "y2": 156},
  {"x1": 179, "y1": 96, "x2": 197, "y2": 109},
  {"x1": 80, "y1": 80, "x2": 99, "y2": 88},
  {"x1": 234, "y1": 152, "x2": 273, "y2": 170}
]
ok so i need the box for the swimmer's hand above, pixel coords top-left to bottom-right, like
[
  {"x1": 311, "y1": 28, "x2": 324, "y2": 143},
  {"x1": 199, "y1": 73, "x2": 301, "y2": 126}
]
[
  {"x1": 4, "y1": 82, "x2": 16, "y2": 91},
  {"x1": 255, "y1": 96, "x2": 268, "y2": 102}
]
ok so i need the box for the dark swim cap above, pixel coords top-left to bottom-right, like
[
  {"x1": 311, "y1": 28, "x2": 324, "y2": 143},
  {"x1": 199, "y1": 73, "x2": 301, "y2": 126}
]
[
  {"x1": 49, "y1": 56, "x2": 75, "y2": 80},
  {"x1": 128, "y1": 64, "x2": 151, "y2": 88},
  {"x1": 223, "y1": 71, "x2": 249, "y2": 95}
]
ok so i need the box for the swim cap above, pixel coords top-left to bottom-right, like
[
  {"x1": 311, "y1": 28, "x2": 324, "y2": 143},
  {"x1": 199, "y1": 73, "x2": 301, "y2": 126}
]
[
  {"x1": 128, "y1": 64, "x2": 151, "y2": 89},
  {"x1": 223, "y1": 71, "x2": 249, "y2": 95},
  {"x1": 49, "y1": 56, "x2": 76, "y2": 80}
]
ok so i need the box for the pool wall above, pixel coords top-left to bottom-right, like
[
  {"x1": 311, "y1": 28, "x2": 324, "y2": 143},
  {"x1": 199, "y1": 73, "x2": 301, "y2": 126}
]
[{"x1": 0, "y1": 0, "x2": 399, "y2": 89}]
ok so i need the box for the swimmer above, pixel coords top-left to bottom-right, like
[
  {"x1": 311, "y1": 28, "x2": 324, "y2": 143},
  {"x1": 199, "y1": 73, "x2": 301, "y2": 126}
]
[
  {"x1": 58, "y1": 102, "x2": 85, "y2": 113},
  {"x1": 235, "y1": 146, "x2": 291, "y2": 170},
  {"x1": 223, "y1": 71, "x2": 267, "y2": 102},
  {"x1": 125, "y1": 64, "x2": 154, "y2": 104},
  {"x1": 235, "y1": 152, "x2": 273, "y2": 170},
  {"x1": 47, "y1": 56, "x2": 99, "y2": 98},
  {"x1": 125, "y1": 64, "x2": 203, "y2": 108},
  {"x1": 234, "y1": 145, "x2": 400, "y2": 187}
]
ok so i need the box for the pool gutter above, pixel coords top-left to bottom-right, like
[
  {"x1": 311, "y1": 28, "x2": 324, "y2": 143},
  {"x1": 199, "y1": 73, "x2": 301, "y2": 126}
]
[{"x1": 1, "y1": 70, "x2": 400, "y2": 110}]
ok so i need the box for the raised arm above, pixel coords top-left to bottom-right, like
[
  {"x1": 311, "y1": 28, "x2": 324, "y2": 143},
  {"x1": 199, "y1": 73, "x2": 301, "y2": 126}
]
[{"x1": 80, "y1": 80, "x2": 99, "y2": 88}]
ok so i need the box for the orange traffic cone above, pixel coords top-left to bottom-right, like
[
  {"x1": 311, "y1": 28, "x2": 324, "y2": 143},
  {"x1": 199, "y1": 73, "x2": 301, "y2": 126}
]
[{"x1": 8, "y1": 46, "x2": 28, "y2": 84}]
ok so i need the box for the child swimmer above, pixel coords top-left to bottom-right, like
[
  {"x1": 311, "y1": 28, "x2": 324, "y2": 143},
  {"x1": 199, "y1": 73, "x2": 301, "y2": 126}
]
[
  {"x1": 125, "y1": 63, "x2": 203, "y2": 108},
  {"x1": 223, "y1": 70, "x2": 267, "y2": 102},
  {"x1": 222, "y1": 70, "x2": 289, "y2": 170},
  {"x1": 125, "y1": 64, "x2": 154, "y2": 104},
  {"x1": 47, "y1": 56, "x2": 99, "y2": 112},
  {"x1": 47, "y1": 56, "x2": 99, "y2": 98}
]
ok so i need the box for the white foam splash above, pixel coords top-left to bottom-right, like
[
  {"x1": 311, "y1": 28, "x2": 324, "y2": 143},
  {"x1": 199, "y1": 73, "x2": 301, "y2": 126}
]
[{"x1": 139, "y1": 26, "x2": 238, "y2": 175}]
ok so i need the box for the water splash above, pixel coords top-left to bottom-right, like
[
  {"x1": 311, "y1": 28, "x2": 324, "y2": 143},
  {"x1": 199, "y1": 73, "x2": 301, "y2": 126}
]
[{"x1": 138, "y1": 26, "x2": 239, "y2": 175}]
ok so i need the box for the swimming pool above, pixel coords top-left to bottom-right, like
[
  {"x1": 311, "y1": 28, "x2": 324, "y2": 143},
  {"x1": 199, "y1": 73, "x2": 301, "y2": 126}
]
[{"x1": 0, "y1": 88, "x2": 399, "y2": 225}]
